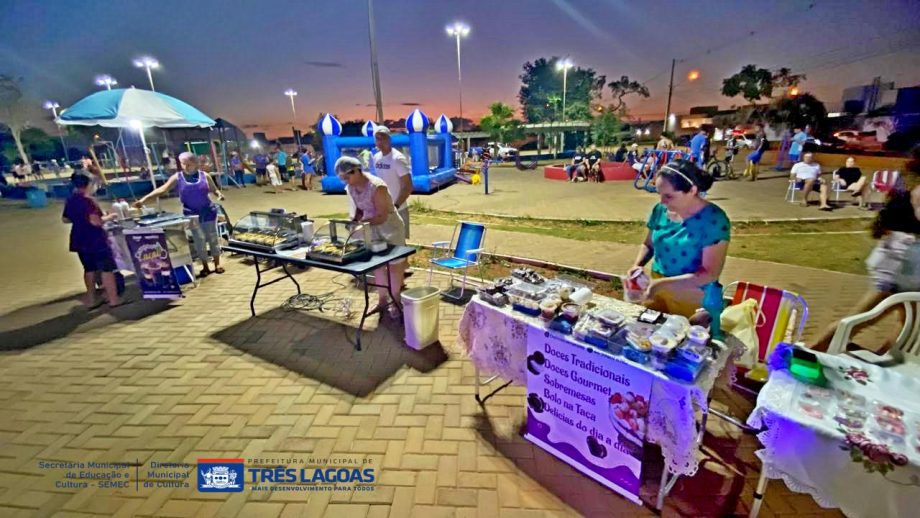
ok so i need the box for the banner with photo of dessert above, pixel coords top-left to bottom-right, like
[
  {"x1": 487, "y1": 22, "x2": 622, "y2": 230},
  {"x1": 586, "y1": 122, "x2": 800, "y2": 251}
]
[
  {"x1": 523, "y1": 327, "x2": 652, "y2": 504},
  {"x1": 125, "y1": 229, "x2": 182, "y2": 299}
]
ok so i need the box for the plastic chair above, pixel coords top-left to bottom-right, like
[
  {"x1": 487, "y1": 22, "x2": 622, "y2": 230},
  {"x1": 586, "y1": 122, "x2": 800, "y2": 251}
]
[
  {"x1": 709, "y1": 281, "x2": 809, "y2": 432},
  {"x1": 726, "y1": 281, "x2": 809, "y2": 387},
  {"x1": 427, "y1": 222, "x2": 486, "y2": 300},
  {"x1": 867, "y1": 170, "x2": 901, "y2": 206},
  {"x1": 829, "y1": 170, "x2": 849, "y2": 204},
  {"x1": 826, "y1": 292, "x2": 920, "y2": 363}
]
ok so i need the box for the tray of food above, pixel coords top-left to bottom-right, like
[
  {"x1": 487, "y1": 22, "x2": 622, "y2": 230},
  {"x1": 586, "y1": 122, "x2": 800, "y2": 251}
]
[{"x1": 307, "y1": 241, "x2": 370, "y2": 264}]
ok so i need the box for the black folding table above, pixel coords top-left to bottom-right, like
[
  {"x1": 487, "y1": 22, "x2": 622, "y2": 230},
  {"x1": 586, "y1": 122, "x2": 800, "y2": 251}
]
[{"x1": 223, "y1": 245, "x2": 416, "y2": 350}]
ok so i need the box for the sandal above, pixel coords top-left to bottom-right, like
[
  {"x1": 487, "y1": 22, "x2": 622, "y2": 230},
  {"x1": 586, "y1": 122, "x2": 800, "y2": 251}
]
[
  {"x1": 197, "y1": 269, "x2": 212, "y2": 279},
  {"x1": 214, "y1": 266, "x2": 226, "y2": 274},
  {"x1": 819, "y1": 206, "x2": 833, "y2": 212}
]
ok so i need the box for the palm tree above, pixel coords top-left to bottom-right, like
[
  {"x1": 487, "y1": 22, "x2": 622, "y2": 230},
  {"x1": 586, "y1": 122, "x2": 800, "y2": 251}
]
[{"x1": 479, "y1": 102, "x2": 522, "y2": 143}]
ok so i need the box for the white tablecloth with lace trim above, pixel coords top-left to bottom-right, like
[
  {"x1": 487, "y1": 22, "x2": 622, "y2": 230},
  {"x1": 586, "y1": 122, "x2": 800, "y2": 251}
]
[
  {"x1": 747, "y1": 349, "x2": 920, "y2": 518},
  {"x1": 458, "y1": 295, "x2": 739, "y2": 477}
]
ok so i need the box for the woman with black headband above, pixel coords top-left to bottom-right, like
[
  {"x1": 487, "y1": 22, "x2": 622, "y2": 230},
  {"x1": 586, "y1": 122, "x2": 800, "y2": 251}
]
[{"x1": 628, "y1": 159, "x2": 731, "y2": 317}]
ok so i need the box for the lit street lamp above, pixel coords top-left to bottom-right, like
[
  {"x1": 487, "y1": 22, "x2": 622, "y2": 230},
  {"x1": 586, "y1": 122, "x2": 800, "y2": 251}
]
[
  {"x1": 555, "y1": 58, "x2": 574, "y2": 122},
  {"x1": 284, "y1": 89, "x2": 297, "y2": 120},
  {"x1": 284, "y1": 89, "x2": 299, "y2": 146},
  {"x1": 446, "y1": 22, "x2": 470, "y2": 132},
  {"x1": 95, "y1": 75, "x2": 118, "y2": 90},
  {"x1": 44, "y1": 101, "x2": 70, "y2": 162},
  {"x1": 133, "y1": 56, "x2": 160, "y2": 91}
]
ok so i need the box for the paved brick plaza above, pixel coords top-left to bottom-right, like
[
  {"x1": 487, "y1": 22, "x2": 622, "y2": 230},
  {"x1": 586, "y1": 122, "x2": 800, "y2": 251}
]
[{"x1": 0, "y1": 170, "x2": 854, "y2": 517}]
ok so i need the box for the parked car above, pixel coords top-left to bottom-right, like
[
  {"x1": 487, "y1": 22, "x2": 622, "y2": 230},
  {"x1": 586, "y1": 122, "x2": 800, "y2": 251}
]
[
  {"x1": 486, "y1": 142, "x2": 518, "y2": 160},
  {"x1": 832, "y1": 130, "x2": 884, "y2": 152},
  {"x1": 722, "y1": 132, "x2": 752, "y2": 148}
]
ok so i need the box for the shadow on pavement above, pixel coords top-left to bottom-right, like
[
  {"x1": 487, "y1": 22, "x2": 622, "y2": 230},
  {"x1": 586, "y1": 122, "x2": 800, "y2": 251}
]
[
  {"x1": 0, "y1": 284, "x2": 174, "y2": 351},
  {"x1": 470, "y1": 402, "x2": 753, "y2": 517},
  {"x1": 211, "y1": 307, "x2": 448, "y2": 397}
]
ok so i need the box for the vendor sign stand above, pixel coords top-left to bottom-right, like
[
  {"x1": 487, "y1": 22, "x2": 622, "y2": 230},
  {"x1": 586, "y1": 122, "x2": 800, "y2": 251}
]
[
  {"x1": 458, "y1": 295, "x2": 736, "y2": 510},
  {"x1": 106, "y1": 215, "x2": 196, "y2": 299}
]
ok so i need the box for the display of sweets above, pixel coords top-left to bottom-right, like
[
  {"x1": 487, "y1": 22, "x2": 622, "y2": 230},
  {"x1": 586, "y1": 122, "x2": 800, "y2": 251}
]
[{"x1": 511, "y1": 267, "x2": 545, "y2": 284}]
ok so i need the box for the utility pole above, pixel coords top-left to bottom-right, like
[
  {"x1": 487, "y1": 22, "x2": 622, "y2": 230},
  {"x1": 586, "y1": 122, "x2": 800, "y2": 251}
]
[
  {"x1": 664, "y1": 58, "x2": 676, "y2": 135},
  {"x1": 367, "y1": 0, "x2": 384, "y2": 122}
]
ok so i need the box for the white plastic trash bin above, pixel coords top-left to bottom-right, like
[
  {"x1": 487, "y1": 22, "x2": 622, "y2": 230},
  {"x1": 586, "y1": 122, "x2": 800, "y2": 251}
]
[{"x1": 401, "y1": 286, "x2": 441, "y2": 350}]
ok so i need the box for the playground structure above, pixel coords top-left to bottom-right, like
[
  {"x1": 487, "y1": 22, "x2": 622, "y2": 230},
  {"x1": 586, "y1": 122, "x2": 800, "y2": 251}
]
[
  {"x1": 634, "y1": 149, "x2": 687, "y2": 193},
  {"x1": 319, "y1": 110, "x2": 457, "y2": 194}
]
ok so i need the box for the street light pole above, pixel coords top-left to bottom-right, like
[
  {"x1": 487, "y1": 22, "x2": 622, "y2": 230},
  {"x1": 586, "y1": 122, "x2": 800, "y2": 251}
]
[
  {"x1": 446, "y1": 22, "x2": 470, "y2": 132},
  {"x1": 555, "y1": 58, "x2": 573, "y2": 153},
  {"x1": 367, "y1": 0, "x2": 384, "y2": 122},
  {"x1": 133, "y1": 56, "x2": 160, "y2": 91},
  {"x1": 44, "y1": 102, "x2": 69, "y2": 162},
  {"x1": 95, "y1": 75, "x2": 118, "y2": 90},
  {"x1": 284, "y1": 89, "x2": 299, "y2": 147},
  {"x1": 664, "y1": 58, "x2": 676, "y2": 135}
]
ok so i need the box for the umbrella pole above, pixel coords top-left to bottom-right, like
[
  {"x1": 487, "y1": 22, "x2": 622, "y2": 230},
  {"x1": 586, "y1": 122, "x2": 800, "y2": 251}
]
[{"x1": 137, "y1": 126, "x2": 159, "y2": 210}]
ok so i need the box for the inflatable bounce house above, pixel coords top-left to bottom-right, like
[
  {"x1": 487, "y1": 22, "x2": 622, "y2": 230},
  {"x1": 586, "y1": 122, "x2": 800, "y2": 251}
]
[{"x1": 320, "y1": 109, "x2": 457, "y2": 194}]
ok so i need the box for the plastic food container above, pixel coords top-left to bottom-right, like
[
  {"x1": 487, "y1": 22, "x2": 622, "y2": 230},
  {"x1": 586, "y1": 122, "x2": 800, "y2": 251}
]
[
  {"x1": 539, "y1": 299, "x2": 560, "y2": 319},
  {"x1": 561, "y1": 303, "x2": 580, "y2": 322},
  {"x1": 595, "y1": 309, "x2": 625, "y2": 328},
  {"x1": 687, "y1": 325, "x2": 710, "y2": 345},
  {"x1": 623, "y1": 344, "x2": 650, "y2": 364},
  {"x1": 650, "y1": 334, "x2": 677, "y2": 370}
]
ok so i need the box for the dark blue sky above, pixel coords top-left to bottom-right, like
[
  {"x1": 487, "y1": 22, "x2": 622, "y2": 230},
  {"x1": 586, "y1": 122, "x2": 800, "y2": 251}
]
[{"x1": 2, "y1": 0, "x2": 919, "y2": 136}]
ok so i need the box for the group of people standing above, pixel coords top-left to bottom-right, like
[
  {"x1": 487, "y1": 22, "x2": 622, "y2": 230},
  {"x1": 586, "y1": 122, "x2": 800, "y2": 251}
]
[{"x1": 230, "y1": 144, "x2": 319, "y2": 193}]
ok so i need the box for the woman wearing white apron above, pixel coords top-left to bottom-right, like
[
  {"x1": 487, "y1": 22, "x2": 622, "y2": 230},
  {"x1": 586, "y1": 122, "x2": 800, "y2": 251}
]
[{"x1": 335, "y1": 157, "x2": 407, "y2": 318}]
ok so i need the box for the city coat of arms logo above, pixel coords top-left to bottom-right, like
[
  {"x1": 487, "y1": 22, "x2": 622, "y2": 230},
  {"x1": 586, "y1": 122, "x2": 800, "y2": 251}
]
[{"x1": 197, "y1": 458, "x2": 244, "y2": 492}]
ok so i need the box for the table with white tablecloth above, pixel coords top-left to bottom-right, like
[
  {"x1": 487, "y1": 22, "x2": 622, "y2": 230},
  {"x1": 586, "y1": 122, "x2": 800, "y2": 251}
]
[
  {"x1": 457, "y1": 295, "x2": 740, "y2": 508},
  {"x1": 747, "y1": 345, "x2": 920, "y2": 517}
]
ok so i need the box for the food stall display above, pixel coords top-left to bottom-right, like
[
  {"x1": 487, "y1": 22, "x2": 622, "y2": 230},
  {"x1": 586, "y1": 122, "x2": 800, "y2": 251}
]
[
  {"x1": 104, "y1": 211, "x2": 194, "y2": 299},
  {"x1": 307, "y1": 219, "x2": 371, "y2": 264},
  {"x1": 458, "y1": 276, "x2": 740, "y2": 509},
  {"x1": 228, "y1": 210, "x2": 308, "y2": 253}
]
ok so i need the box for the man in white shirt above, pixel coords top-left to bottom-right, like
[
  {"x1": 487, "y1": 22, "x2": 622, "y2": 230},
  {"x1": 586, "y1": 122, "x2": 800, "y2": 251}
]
[
  {"x1": 372, "y1": 126, "x2": 413, "y2": 238},
  {"x1": 790, "y1": 152, "x2": 831, "y2": 211}
]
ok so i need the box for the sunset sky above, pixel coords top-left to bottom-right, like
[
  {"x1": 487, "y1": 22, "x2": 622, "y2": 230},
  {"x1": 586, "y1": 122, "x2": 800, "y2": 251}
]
[{"x1": 3, "y1": 0, "x2": 919, "y2": 137}]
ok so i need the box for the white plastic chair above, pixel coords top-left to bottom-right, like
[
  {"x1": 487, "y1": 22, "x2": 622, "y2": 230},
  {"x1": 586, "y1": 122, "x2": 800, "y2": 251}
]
[
  {"x1": 827, "y1": 292, "x2": 920, "y2": 363},
  {"x1": 829, "y1": 170, "x2": 849, "y2": 204}
]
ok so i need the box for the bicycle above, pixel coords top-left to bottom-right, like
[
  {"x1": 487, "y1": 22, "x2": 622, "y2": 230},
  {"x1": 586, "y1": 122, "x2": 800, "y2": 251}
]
[{"x1": 706, "y1": 146, "x2": 738, "y2": 181}]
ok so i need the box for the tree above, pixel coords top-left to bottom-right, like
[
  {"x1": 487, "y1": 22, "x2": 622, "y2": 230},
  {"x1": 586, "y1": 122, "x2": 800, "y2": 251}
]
[
  {"x1": 518, "y1": 57, "x2": 606, "y2": 123},
  {"x1": 721, "y1": 65, "x2": 775, "y2": 104},
  {"x1": 771, "y1": 67, "x2": 806, "y2": 91},
  {"x1": 21, "y1": 127, "x2": 59, "y2": 160},
  {"x1": 0, "y1": 75, "x2": 32, "y2": 166},
  {"x1": 607, "y1": 76, "x2": 650, "y2": 114},
  {"x1": 479, "y1": 102, "x2": 522, "y2": 143},
  {"x1": 591, "y1": 108, "x2": 620, "y2": 148},
  {"x1": 764, "y1": 93, "x2": 828, "y2": 133}
]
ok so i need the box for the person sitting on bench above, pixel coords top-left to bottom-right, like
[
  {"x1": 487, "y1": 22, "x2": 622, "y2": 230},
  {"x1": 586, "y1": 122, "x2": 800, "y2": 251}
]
[{"x1": 586, "y1": 144, "x2": 603, "y2": 182}]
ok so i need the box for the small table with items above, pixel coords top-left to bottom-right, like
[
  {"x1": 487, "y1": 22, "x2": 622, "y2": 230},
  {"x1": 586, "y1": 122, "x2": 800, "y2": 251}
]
[
  {"x1": 223, "y1": 244, "x2": 415, "y2": 351},
  {"x1": 747, "y1": 344, "x2": 920, "y2": 518},
  {"x1": 106, "y1": 212, "x2": 196, "y2": 299},
  {"x1": 457, "y1": 271, "x2": 740, "y2": 509}
]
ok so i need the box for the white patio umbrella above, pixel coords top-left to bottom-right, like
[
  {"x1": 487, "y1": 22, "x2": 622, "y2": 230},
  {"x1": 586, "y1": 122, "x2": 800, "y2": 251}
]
[{"x1": 57, "y1": 88, "x2": 216, "y2": 189}]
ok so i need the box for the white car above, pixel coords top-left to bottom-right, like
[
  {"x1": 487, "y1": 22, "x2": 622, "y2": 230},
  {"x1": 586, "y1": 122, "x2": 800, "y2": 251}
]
[
  {"x1": 487, "y1": 142, "x2": 518, "y2": 160},
  {"x1": 723, "y1": 134, "x2": 753, "y2": 148}
]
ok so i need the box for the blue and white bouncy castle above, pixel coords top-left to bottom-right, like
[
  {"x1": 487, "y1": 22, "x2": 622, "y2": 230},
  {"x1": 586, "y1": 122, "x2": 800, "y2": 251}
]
[{"x1": 320, "y1": 109, "x2": 457, "y2": 194}]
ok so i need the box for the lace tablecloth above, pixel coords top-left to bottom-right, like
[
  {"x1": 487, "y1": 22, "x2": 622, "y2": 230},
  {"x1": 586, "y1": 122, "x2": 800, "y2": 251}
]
[
  {"x1": 458, "y1": 295, "x2": 738, "y2": 476},
  {"x1": 747, "y1": 348, "x2": 920, "y2": 517}
]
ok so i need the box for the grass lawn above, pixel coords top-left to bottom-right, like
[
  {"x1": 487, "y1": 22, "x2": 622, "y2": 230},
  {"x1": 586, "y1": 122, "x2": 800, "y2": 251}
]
[{"x1": 319, "y1": 206, "x2": 877, "y2": 276}]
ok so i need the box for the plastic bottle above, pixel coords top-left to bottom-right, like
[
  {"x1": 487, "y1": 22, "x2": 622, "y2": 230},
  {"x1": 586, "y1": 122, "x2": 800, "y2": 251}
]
[
  {"x1": 301, "y1": 220, "x2": 314, "y2": 244},
  {"x1": 701, "y1": 282, "x2": 724, "y2": 340}
]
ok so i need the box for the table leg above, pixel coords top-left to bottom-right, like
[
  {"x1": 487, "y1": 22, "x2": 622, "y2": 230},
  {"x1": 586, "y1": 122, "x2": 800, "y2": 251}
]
[
  {"x1": 354, "y1": 275, "x2": 370, "y2": 351},
  {"x1": 749, "y1": 465, "x2": 768, "y2": 518},
  {"x1": 282, "y1": 263, "x2": 302, "y2": 294},
  {"x1": 655, "y1": 467, "x2": 680, "y2": 511},
  {"x1": 473, "y1": 365, "x2": 512, "y2": 405},
  {"x1": 385, "y1": 261, "x2": 402, "y2": 316},
  {"x1": 249, "y1": 258, "x2": 262, "y2": 317}
]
